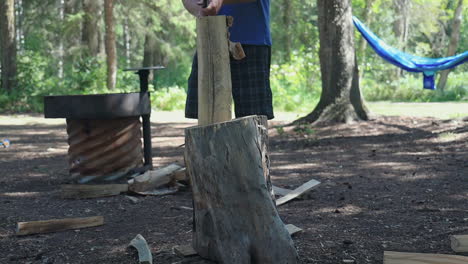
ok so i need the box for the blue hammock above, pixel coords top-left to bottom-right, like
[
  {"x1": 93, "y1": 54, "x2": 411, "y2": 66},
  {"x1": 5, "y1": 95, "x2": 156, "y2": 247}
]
[{"x1": 353, "y1": 16, "x2": 468, "y2": 90}]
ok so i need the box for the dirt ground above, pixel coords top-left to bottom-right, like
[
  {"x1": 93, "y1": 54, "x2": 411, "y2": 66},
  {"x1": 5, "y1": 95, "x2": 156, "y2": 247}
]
[{"x1": 0, "y1": 114, "x2": 467, "y2": 264}]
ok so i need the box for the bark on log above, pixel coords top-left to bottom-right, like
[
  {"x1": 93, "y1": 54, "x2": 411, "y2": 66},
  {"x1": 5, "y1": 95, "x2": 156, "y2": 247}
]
[
  {"x1": 197, "y1": 16, "x2": 232, "y2": 126},
  {"x1": 185, "y1": 116, "x2": 298, "y2": 264}
]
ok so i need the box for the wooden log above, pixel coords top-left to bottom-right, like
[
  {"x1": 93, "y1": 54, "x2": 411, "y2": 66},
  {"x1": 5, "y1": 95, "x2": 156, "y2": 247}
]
[
  {"x1": 197, "y1": 15, "x2": 232, "y2": 126},
  {"x1": 60, "y1": 184, "x2": 128, "y2": 199},
  {"x1": 128, "y1": 164, "x2": 182, "y2": 192},
  {"x1": 384, "y1": 251, "x2": 468, "y2": 264},
  {"x1": 128, "y1": 234, "x2": 153, "y2": 264},
  {"x1": 185, "y1": 116, "x2": 298, "y2": 263},
  {"x1": 16, "y1": 216, "x2": 104, "y2": 236},
  {"x1": 451, "y1": 235, "x2": 468, "y2": 252},
  {"x1": 276, "y1": 179, "x2": 321, "y2": 206}
]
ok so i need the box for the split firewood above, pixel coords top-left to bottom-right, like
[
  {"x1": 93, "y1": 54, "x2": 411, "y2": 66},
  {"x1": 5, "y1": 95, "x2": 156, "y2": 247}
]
[
  {"x1": 273, "y1": 185, "x2": 292, "y2": 196},
  {"x1": 285, "y1": 224, "x2": 303, "y2": 236},
  {"x1": 172, "y1": 168, "x2": 187, "y2": 182},
  {"x1": 451, "y1": 235, "x2": 468, "y2": 252},
  {"x1": 229, "y1": 41, "x2": 246, "y2": 60},
  {"x1": 173, "y1": 244, "x2": 198, "y2": 257},
  {"x1": 128, "y1": 164, "x2": 182, "y2": 193},
  {"x1": 129, "y1": 234, "x2": 153, "y2": 264},
  {"x1": 384, "y1": 251, "x2": 468, "y2": 264},
  {"x1": 276, "y1": 179, "x2": 321, "y2": 206},
  {"x1": 60, "y1": 184, "x2": 128, "y2": 199},
  {"x1": 16, "y1": 216, "x2": 104, "y2": 236}
]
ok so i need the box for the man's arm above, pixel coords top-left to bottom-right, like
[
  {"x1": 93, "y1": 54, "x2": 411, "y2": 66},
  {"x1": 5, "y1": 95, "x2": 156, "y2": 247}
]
[{"x1": 182, "y1": 0, "x2": 256, "y2": 17}]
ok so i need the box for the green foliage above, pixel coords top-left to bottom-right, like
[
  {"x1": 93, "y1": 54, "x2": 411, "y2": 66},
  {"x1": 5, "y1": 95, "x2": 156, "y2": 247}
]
[
  {"x1": 293, "y1": 123, "x2": 316, "y2": 135},
  {"x1": 150, "y1": 86, "x2": 187, "y2": 111},
  {"x1": 362, "y1": 72, "x2": 468, "y2": 102},
  {"x1": 270, "y1": 49, "x2": 321, "y2": 112},
  {"x1": 0, "y1": 51, "x2": 59, "y2": 112},
  {"x1": 1, "y1": 0, "x2": 467, "y2": 115}
]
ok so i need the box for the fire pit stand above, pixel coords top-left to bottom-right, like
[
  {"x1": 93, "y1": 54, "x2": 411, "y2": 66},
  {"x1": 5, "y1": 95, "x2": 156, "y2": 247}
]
[{"x1": 44, "y1": 66, "x2": 164, "y2": 183}]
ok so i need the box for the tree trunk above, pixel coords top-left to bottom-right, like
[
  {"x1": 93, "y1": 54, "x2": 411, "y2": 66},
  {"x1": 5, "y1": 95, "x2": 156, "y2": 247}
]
[
  {"x1": 15, "y1": 0, "x2": 23, "y2": 52},
  {"x1": 296, "y1": 0, "x2": 368, "y2": 125},
  {"x1": 58, "y1": 0, "x2": 65, "y2": 79},
  {"x1": 393, "y1": 0, "x2": 410, "y2": 78},
  {"x1": 437, "y1": 0, "x2": 463, "y2": 91},
  {"x1": 358, "y1": 0, "x2": 375, "y2": 78},
  {"x1": 64, "y1": 0, "x2": 81, "y2": 64},
  {"x1": 142, "y1": 25, "x2": 157, "y2": 82},
  {"x1": 123, "y1": 17, "x2": 131, "y2": 67},
  {"x1": 0, "y1": 0, "x2": 17, "y2": 93},
  {"x1": 282, "y1": 0, "x2": 292, "y2": 62},
  {"x1": 82, "y1": 0, "x2": 100, "y2": 56},
  {"x1": 104, "y1": 0, "x2": 116, "y2": 90},
  {"x1": 185, "y1": 115, "x2": 298, "y2": 264}
]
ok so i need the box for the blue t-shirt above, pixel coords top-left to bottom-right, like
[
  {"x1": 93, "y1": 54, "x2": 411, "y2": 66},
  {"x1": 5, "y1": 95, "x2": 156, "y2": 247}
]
[{"x1": 218, "y1": 0, "x2": 271, "y2": 46}]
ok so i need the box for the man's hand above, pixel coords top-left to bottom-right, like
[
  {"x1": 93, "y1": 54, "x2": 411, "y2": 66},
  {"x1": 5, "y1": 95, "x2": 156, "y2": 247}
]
[
  {"x1": 200, "y1": 0, "x2": 224, "y2": 16},
  {"x1": 182, "y1": 0, "x2": 256, "y2": 17}
]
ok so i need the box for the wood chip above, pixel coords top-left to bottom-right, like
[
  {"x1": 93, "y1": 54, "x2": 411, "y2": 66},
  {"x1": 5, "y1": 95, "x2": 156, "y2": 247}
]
[
  {"x1": 129, "y1": 234, "x2": 153, "y2": 264},
  {"x1": 173, "y1": 244, "x2": 197, "y2": 257}
]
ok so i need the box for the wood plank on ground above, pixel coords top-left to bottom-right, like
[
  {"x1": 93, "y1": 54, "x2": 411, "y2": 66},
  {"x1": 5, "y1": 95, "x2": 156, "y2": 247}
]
[
  {"x1": 16, "y1": 216, "x2": 104, "y2": 236},
  {"x1": 129, "y1": 234, "x2": 153, "y2": 264},
  {"x1": 451, "y1": 235, "x2": 468, "y2": 253},
  {"x1": 60, "y1": 184, "x2": 128, "y2": 199},
  {"x1": 384, "y1": 251, "x2": 468, "y2": 264},
  {"x1": 276, "y1": 179, "x2": 321, "y2": 206},
  {"x1": 273, "y1": 185, "x2": 292, "y2": 196}
]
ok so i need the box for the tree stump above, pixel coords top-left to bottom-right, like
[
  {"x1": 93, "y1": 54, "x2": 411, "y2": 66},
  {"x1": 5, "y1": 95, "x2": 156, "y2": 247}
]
[{"x1": 185, "y1": 116, "x2": 298, "y2": 264}]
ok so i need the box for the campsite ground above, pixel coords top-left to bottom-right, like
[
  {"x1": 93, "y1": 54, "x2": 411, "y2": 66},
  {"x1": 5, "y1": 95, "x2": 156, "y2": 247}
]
[{"x1": 0, "y1": 102, "x2": 467, "y2": 264}]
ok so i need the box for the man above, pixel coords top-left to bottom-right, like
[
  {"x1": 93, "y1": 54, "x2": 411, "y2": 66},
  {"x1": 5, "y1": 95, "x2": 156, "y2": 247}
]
[{"x1": 182, "y1": 0, "x2": 274, "y2": 120}]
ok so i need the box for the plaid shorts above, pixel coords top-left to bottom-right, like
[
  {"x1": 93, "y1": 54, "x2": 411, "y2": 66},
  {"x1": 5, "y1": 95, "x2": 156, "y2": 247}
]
[{"x1": 185, "y1": 45, "x2": 274, "y2": 120}]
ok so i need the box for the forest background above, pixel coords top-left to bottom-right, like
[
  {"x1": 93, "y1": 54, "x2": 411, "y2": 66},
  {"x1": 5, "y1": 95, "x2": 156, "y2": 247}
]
[{"x1": 0, "y1": 0, "x2": 466, "y2": 114}]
